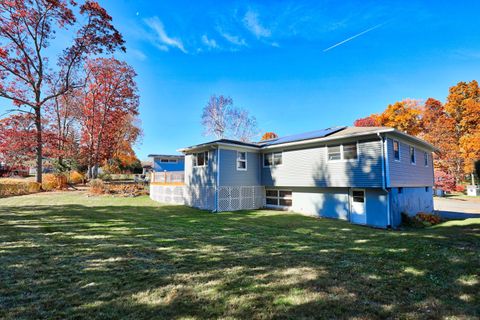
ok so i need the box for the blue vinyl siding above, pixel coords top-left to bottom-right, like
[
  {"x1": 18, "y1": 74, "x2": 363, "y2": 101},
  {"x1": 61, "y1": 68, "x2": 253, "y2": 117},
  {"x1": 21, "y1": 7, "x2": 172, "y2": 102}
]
[
  {"x1": 291, "y1": 187, "x2": 349, "y2": 220},
  {"x1": 153, "y1": 159, "x2": 185, "y2": 172},
  {"x1": 218, "y1": 149, "x2": 261, "y2": 186},
  {"x1": 184, "y1": 150, "x2": 217, "y2": 187},
  {"x1": 365, "y1": 189, "x2": 389, "y2": 228},
  {"x1": 262, "y1": 139, "x2": 383, "y2": 188},
  {"x1": 386, "y1": 137, "x2": 434, "y2": 187}
]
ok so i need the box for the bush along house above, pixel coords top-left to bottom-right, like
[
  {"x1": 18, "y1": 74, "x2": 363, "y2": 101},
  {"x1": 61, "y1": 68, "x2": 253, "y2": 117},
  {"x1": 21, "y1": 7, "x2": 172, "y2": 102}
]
[{"x1": 149, "y1": 126, "x2": 436, "y2": 228}]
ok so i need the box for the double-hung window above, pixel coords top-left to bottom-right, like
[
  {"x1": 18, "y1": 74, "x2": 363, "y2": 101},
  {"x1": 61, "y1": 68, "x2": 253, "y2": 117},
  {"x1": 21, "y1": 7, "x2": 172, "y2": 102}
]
[
  {"x1": 328, "y1": 143, "x2": 358, "y2": 161},
  {"x1": 237, "y1": 151, "x2": 247, "y2": 171},
  {"x1": 328, "y1": 145, "x2": 341, "y2": 160},
  {"x1": 393, "y1": 140, "x2": 400, "y2": 161},
  {"x1": 410, "y1": 146, "x2": 416, "y2": 164},
  {"x1": 193, "y1": 151, "x2": 208, "y2": 167},
  {"x1": 264, "y1": 152, "x2": 282, "y2": 167}
]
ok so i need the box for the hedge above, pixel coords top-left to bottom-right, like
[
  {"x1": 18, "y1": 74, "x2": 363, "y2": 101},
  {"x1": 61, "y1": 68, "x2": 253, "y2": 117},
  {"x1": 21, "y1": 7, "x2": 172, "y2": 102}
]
[{"x1": 0, "y1": 179, "x2": 41, "y2": 197}]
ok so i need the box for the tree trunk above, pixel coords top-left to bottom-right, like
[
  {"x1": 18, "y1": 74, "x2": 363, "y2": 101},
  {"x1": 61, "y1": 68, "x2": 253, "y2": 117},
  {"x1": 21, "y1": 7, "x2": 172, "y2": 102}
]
[{"x1": 34, "y1": 108, "x2": 43, "y2": 184}]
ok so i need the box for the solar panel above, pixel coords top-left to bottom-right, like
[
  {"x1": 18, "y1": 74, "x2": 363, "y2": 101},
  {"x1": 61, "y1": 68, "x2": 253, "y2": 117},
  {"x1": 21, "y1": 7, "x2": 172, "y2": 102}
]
[{"x1": 259, "y1": 126, "x2": 346, "y2": 146}]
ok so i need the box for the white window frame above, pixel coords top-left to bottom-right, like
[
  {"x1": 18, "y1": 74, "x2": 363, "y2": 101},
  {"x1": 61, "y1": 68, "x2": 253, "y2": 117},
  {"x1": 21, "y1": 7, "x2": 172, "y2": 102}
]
[
  {"x1": 263, "y1": 152, "x2": 283, "y2": 168},
  {"x1": 265, "y1": 189, "x2": 292, "y2": 208},
  {"x1": 410, "y1": 146, "x2": 416, "y2": 165},
  {"x1": 327, "y1": 142, "x2": 359, "y2": 162},
  {"x1": 424, "y1": 152, "x2": 428, "y2": 167},
  {"x1": 393, "y1": 140, "x2": 400, "y2": 161},
  {"x1": 236, "y1": 151, "x2": 247, "y2": 171},
  {"x1": 192, "y1": 151, "x2": 208, "y2": 167}
]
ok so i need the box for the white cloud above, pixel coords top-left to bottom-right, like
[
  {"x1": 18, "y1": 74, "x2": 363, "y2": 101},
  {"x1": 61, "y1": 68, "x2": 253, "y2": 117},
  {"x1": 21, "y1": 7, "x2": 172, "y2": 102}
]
[
  {"x1": 218, "y1": 30, "x2": 247, "y2": 47},
  {"x1": 243, "y1": 9, "x2": 271, "y2": 38},
  {"x1": 201, "y1": 35, "x2": 218, "y2": 49},
  {"x1": 130, "y1": 48, "x2": 147, "y2": 61},
  {"x1": 144, "y1": 17, "x2": 187, "y2": 53}
]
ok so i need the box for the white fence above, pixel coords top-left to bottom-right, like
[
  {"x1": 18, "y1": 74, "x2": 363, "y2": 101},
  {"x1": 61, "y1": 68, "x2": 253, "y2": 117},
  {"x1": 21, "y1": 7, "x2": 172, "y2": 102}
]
[{"x1": 150, "y1": 184, "x2": 265, "y2": 212}]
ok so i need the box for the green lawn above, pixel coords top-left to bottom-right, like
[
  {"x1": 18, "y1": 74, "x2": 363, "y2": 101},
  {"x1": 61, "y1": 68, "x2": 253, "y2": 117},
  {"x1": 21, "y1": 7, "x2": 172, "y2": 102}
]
[{"x1": 1, "y1": 192, "x2": 479, "y2": 319}]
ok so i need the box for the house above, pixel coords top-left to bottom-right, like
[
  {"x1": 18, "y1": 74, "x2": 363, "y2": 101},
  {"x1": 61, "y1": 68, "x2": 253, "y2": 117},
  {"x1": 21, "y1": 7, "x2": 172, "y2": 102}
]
[
  {"x1": 148, "y1": 154, "x2": 185, "y2": 172},
  {"x1": 150, "y1": 126, "x2": 436, "y2": 228}
]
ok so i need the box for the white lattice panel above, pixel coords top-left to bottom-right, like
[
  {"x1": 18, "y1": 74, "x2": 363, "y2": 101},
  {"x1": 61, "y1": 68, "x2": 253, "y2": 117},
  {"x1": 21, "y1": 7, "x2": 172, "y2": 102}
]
[
  {"x1": 150, "y1": 185, "x2": 186, "y2": 205},
  {"x1": 217, "y1": 186, "x2": 264, "y2": 212}
]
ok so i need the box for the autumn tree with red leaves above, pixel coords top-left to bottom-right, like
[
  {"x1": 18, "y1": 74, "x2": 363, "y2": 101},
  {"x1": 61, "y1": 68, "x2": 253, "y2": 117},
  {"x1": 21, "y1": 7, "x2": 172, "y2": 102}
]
[
  {"x1": 0, "y1": 114, "x2": 37, "y2": 170},
  {"x1": 78, "y1": 57, "x2": 139, "y2": 179},
  {"x1": 353, "y1": 115, "x2": 379, "y2": 127},
  {"x1": 0, "y1": 0, "x2": 125, "y2": 183}
]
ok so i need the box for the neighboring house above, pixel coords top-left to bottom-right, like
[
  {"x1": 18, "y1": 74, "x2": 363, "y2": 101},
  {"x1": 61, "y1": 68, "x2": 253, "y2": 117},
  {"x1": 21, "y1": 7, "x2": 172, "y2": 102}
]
[
  {"x1": 148, "y1": 154, "x2": 185, "y2": 172},
  {"x1": 150, "y1": 126, "x2": 436, "y2": 228}
]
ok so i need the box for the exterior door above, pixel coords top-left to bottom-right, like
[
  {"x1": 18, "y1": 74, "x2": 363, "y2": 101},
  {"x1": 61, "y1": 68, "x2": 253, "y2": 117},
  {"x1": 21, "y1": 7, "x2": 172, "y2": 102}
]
[{"x1": 350, "y1": 189, "x2": 366, "y2": 224}]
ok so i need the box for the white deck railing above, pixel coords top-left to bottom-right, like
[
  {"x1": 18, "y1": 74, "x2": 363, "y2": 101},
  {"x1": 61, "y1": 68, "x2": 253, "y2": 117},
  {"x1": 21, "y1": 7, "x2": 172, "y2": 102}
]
[{"x1": 151, "y1": 171, "x2": 185, "y2": 184}]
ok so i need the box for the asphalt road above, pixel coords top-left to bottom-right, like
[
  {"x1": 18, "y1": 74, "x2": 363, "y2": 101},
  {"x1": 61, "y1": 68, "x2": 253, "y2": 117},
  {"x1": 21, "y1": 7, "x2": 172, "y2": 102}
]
[{"x1": 434, "y1": 197, "x2": 480, "y2": 219}]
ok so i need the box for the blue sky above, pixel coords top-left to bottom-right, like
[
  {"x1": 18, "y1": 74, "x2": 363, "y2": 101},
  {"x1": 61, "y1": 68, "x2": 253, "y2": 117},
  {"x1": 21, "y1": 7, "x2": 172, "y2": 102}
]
[{"x1": 4, "y1": 1, "x2": 480, "y2": 160}]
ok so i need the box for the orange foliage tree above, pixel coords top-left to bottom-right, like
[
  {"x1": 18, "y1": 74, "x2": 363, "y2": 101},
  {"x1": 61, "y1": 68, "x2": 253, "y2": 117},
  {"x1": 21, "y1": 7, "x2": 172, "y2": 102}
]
[
  {"x1": 376, "y1": 99, "x2": 423, "y2": 135},
  {"x1": 261, "y1": 132, "x2": 279, "y2": 140},
  {"x1": 445, "y1": 80, "x2": 480, "y2": 176}
]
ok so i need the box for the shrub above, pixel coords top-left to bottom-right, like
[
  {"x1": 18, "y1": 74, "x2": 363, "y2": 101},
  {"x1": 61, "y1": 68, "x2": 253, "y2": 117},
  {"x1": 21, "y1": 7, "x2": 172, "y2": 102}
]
[
  {"x1": 106, "y1": 183, "x2": 147, "y2": 197},
  {"x1": 415, "y1": 212, "x2": 442, "y2": 225},
  {"x1": 401, "y1": 212, "x2": 442, "y2": 227},
  {"x1": 98, "y1": 173, "x2": 112, "y2": 181},
  {"x1": 42, "y1": 174, "x2": 58, "y2": 191},
  {"x1": 89, "y1": 179, "x2": 106, "y2": 194},
  {"x1": 0, "y1": 179, "x2": 41, "y2": 197},
  {"x1": 455, "y1": 185, "x2": 466, "y2": 193},
  {"x1": 41, "y1": 173, "x2": 68, "y2": 191},
  {"x1": 68, "y1": 171, "x2": 84, "y2": 184}
]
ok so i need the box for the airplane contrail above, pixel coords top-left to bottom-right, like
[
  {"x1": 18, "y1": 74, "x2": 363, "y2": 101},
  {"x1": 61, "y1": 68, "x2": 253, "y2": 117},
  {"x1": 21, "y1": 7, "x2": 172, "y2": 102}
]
[{"x1": 323, "y1": 23, "x2": 384, "y2": 52}]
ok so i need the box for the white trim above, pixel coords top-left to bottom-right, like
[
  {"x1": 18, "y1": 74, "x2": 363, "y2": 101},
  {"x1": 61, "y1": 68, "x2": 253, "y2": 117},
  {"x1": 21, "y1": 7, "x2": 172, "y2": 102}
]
[
  {"x1": 393, "y1": 139, "x2": 400, "y2": 162},
  {"x1": 236, "y1": 151, "x2": 247, "y2": 171}
]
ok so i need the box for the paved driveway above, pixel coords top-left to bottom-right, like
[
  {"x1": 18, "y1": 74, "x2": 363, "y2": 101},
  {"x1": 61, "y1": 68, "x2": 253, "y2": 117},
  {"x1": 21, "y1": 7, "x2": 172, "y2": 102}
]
[{"x1": 434, "y1": 197, "x2": 480, "y2": 219}]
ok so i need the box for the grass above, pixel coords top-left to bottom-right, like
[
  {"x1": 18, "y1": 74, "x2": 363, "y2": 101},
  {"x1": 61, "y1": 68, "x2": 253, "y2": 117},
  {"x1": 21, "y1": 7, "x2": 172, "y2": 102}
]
[{"x1": 1, "y1": 192, "x2": 479, "y2": 319}]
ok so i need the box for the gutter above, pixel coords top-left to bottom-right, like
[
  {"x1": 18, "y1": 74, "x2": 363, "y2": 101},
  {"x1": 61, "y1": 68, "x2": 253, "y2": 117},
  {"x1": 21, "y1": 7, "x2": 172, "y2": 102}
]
[{"x1": 378, "y1": 132, "x2": 392, "y2": 228}]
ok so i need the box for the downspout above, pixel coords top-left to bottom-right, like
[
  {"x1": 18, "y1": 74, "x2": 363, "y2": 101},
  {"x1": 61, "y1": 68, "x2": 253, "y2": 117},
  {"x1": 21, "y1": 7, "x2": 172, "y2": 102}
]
[
  {"x1": 378, "y1": 133, "x2": 391, "y2": 228},
  {"x1": 214, "y1": 147, "x2": 220, "y2": 213}
]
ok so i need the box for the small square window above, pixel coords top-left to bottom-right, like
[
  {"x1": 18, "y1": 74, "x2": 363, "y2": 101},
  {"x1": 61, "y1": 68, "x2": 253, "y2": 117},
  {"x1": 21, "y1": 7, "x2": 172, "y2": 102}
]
[
  {"x1": 398, "y1": 187, "x2": 403, "y2": 194},
  {"x1": 425, "y1": 187, "x2": 429, "y2": 192},
  {"x1": 193, "y1": 151, "x2": 208, "y2": 167}
]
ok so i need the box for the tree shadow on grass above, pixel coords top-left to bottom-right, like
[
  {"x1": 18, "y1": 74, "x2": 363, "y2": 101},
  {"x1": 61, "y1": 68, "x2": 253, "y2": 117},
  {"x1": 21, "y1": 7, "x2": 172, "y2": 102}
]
[{"x1": 0, "y1": 203, "x2": 479, "y2": 319}]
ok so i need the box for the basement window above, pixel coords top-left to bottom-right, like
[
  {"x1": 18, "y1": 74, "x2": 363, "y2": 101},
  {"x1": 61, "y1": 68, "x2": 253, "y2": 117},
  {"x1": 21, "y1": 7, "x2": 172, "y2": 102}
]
[{"x1": 265, "y1": 189, "x2": 292, "y2": 207}]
